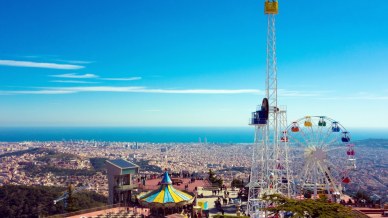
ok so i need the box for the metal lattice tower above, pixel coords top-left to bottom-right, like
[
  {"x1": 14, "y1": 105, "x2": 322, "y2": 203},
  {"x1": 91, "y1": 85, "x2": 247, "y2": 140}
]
[{"x1": 247, "y1": 1, "x2": 292, "y2": 217}]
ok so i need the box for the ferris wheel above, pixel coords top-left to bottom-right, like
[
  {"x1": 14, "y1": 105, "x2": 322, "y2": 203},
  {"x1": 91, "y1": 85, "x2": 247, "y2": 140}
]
[{"x1": 282, "y1": 116, "x2": 356, "y2": 199}]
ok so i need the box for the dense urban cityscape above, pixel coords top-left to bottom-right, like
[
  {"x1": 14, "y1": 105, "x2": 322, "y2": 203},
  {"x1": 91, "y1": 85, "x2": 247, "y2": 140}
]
[{"x1": 1, "y1": 139, "x2": 386, "y2": 200}]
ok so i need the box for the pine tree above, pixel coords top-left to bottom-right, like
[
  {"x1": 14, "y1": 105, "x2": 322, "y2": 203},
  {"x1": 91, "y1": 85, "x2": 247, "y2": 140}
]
[
  {"x1": 66, "y1": 184, "x2": 76, "y2": 212},
  {"x1": 262, "y1": 194, "x2": 353, "y2": 218}
]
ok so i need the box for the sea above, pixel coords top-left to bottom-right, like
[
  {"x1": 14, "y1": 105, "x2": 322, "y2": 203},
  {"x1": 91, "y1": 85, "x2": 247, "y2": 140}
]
[{"x1": 0, "y1": 127, "x2": 387, "y2": 143}]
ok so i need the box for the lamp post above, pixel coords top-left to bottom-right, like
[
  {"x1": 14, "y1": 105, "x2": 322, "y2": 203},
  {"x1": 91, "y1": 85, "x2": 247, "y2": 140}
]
[{"x1": 193, "y1": 189, "x2": 202, "y2": 217}]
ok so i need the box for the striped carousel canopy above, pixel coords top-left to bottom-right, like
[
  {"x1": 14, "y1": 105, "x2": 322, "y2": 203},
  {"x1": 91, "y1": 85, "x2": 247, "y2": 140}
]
[{"x1": 138, "y1": 171, "x2": 194, "y2": 208}]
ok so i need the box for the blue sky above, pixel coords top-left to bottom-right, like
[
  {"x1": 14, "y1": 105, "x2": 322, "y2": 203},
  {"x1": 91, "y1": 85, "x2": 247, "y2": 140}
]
[{"x1": 0, "y1": 0, "x2": 387, "y2": 128}]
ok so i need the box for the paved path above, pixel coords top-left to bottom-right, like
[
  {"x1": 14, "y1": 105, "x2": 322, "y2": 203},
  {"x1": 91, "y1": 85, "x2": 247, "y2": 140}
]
[{"x1": 196, "y1": 187, "x2": 246, "y2": 216}]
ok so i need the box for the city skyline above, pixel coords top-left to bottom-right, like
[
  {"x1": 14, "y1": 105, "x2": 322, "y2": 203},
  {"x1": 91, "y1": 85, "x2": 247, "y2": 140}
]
[{"x1": 1, "y1": 0, "x2": 387, "y2": 128}]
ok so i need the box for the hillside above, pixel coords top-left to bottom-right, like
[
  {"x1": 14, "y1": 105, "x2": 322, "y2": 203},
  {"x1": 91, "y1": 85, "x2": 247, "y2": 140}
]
[{"x1": 0, "y1": 185, "x2": 107, "y2": 218}]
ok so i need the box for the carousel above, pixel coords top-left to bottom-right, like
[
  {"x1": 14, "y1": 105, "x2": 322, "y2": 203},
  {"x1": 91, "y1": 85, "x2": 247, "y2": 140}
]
[{"x1": 138, "y1": 171, "x2": 194, "y2": 216}]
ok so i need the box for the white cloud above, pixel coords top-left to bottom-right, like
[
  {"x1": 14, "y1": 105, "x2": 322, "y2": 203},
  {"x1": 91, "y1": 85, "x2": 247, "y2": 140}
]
[
  {"x1": 0, "y1": 60, "x2": 84, "y2": 70},
  {"x1": 1, "y1": 86, "x2": 261, "y2": 95},
  {"x1": 50, "y1": 73, "x2": 98, "y2": 79},
  {"x1": 54, "y1": 86, "x2": 260, "y2": 94},
  {"x1": 0, "y1": 86, "x2": 340, "y2": 97},
  {"x1": 50, "y1": 80, "x2": 99, "y2": 84},
  {"x1": 140, "y1": 88, "x2": 260, "y2": 94},
  {"x1": 56, "y1": 86, "x2": 144, "y2": 92},
  {"x1": 0, "y1": 90, "x2": 76, "y2": 95},
  {"x1": 101, "y1": 77, "x2": 142, "y2": 81}
]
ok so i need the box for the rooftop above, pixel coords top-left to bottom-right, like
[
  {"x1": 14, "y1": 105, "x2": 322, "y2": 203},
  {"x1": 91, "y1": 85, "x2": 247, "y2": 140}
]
[{"x1": 106, "y1": 159, "x2": 138, "y2": 169}]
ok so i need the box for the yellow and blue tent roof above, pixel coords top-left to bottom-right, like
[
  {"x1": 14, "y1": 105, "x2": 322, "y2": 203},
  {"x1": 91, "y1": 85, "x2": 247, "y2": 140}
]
[{"x1": 138, "y1": 171, "x2": 193, "y2": 207}]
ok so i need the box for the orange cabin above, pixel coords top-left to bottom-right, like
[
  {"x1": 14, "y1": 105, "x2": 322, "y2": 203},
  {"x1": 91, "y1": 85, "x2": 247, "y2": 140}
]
[{"x1": 304, "y1": 117, "x2": 312, "y2": 127}]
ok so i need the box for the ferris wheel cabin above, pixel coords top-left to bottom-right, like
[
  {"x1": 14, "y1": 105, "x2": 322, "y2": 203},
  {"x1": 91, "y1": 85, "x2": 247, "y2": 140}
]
[
  {"x1": 341, "y1": 132, "x2": 351, "y2": 142},
  {"x1": 318, "y1": 116, "x2": 327, "y2": 126},
  {"x1": 281, "y1": 130, "x2": 289, "y2": 142},
  {"x1": 346, "y1": 144, "x2": 357, "y2": 170},
  {"x1": 304, "y1": 116, "x2": 312, "y2": 127},
  {"x1": 332, "y1": 122, "x2": 341, "y2": 132},
  {"x1": 291, "y1": 122, "x2": 300, "y2": 132}
]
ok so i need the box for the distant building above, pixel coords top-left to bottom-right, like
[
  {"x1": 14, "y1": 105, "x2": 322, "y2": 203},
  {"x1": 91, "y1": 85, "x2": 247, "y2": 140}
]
[
  {"x1": 106, "y1": 159, "x2": 139, "y2": 205},
  {"x1": 130, "y1": 142, "x2": 140, "y2": 149}
]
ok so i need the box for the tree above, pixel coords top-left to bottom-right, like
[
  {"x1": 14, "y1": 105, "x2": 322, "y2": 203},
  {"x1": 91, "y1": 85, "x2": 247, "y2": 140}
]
[
  {"x1": 262, "y1": 194, "x2": 353, "y2": 218},
  {"x1": 353, "y1": 190, "x2": 372, "y2": 204},
  {"x1": 208, "y1": 169, "x2": 223, "y2": 187},
  {"x1": 208, "y1": 169, "x2": 216, "y2": 183},
  {"x1": 0, "y1": 185, "x2": 107, "y2": 218},
  {"x1": 66, "y1": 184, "x2": 77, "y2": 212},
  {"x1": 231, "y1": 178, "x2": 244, "y2": 188}
]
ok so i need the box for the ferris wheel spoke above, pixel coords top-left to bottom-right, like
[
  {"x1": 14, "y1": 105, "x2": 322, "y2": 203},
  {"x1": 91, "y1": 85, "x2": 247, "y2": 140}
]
[
  {"x1": 317, "y1": 121, "x2": 330, "y2": 148},
  {"x1": 300, "y1": 158, "x2": 312, "y2": 186},
  {"x1": 290, "y1": 149, "x2": 305, "y2": 159},
  {"x1": 287, "y1": 134, "x2": 306, "y2": 148},
  {"x1": 316, "y1": 161, "x2": 341, "y2": 194},
  {"x1": 313, "y1": 117, "x2": 324, "y2": 146},
  {"x1": 317, "y1": 126, "x2": 334, "y2": 149},
  {"x1": 308, "y1": 121, "x2": 317, "y2": 145},
  {"x1": 298, "y1": 126, "x2": 313, "y2": 148},
  {"x1": 326, "y1": 146, "x2": 345, "y2": 152},
  {"x1": 324, "y1": 159, "x2": 344, "y2": 185},
  {"x1": 320, "y1": 136, "x2": 340, "y2": 151},
  {"x1": 313, "y1": 117, "x2": 323, "y2": 146},
  {"x1": 306, "y1": 122, "x2": 317, "y2": 145}
]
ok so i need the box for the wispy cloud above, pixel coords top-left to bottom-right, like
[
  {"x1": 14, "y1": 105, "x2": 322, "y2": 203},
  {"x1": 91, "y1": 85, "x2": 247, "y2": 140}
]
[
  {"x1": 139, "y1": 88, "x2": 260, "y2": 94},
  {"x1": 50, "y1": 73, "x2": 98, "y2": 79},
  {"x1": 55, "y1": 86, "x2": 260, "y2": 94},
  {"x1": 0, "y1": 90, "x2": 76, "y2": 95},
  {"x1": 50, "y1": 80, "x2": 99, "y2": 84},
  {"x1": 0, "y1": 86, "x2": 339, "y2": 97},
  {"x1": 100, "y1": 77, "x2": 142, "y2": 81},
  {"x1": 0, "y1": 60, "x2": 84, "y2": 70},
  {"x1": 56, "y1": 86, "x2": 144, "y2": 92},
  {"x1": 1, "y1": 86, "x2": 261, "y2": 95}
]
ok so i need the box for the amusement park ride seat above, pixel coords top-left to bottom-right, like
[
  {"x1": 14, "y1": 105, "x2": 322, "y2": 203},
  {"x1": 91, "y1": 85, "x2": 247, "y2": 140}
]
[
  {"x1": 250, "y1": 98, "x2": 269, "y2": 125},
  {"x1": 265, "y1": 0, "x2": 278, "y2": 14}
]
